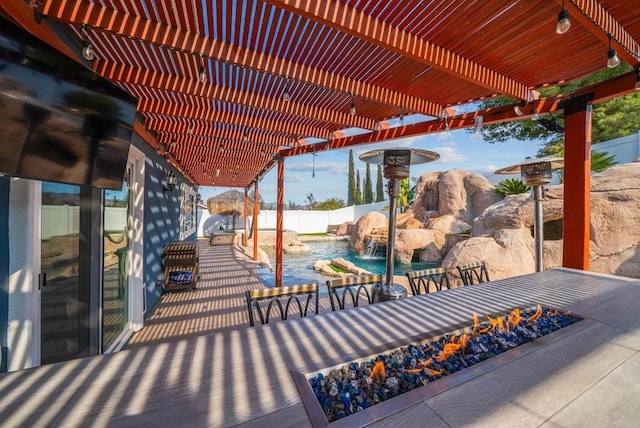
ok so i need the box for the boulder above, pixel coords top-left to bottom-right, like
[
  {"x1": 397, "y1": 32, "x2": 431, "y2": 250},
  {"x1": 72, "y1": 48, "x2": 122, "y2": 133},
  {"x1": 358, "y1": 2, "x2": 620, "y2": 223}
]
[
  {"x1": 441, "y1": 229, "x2": 536, "y2": 287},
  {"x1": 426, "y1": 214, "x2": 472, "y2": 235},
  {"x1": 437, "y1": 169, "x2": 476, "y2": 223},
  {"x1": 283, "y1": 240, "x2": 311, "y2": 254},
  {"x1": 412, "y1": 172, "x2": 441, "y2": 222},
  {"x1": 473, "y1": 187, "x2": 563, "y2": 237},
  {"x1": 349, "y1": 211, "x2": 388, "y2": 253},
  {"x1": 336, "y1": 221, "x2": 354, "y2": 236},
  {"x1": 330, "y1": 258, "x2": 373, "y2": 275},
  {"x1": 395, "y1": 229, "x2": 445, "y2": 263},
  {"x1": 456, "y1": 161, "x2": 640, "y2": 280}
]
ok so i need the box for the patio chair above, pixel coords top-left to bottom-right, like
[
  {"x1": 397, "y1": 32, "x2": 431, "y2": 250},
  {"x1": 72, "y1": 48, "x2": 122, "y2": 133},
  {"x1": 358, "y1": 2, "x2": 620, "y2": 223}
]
[
  {"x1": 325, "y1": 274, "x2": 382, "y2": 311},
  {"x1": 456, "y1": 261, "x2": 490, "y2": 286},
  {"x1": 245, "y1": 283, "x2": 319, "y2": 326},
  {"x1": 405, "y1": 267, "x2": 450, "y2": 296}
]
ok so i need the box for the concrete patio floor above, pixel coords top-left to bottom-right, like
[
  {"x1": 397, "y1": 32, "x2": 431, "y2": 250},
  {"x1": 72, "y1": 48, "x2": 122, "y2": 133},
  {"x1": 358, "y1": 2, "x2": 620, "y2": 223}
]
[{"x1": 0, "y1": 241, "x2": 639, "y2": 427}]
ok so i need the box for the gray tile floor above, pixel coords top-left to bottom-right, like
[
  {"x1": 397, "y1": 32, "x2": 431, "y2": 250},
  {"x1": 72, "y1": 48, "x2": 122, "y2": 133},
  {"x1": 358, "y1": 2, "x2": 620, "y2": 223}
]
[{"x1": 0, "y1": 249, "x2": 639, "y2": 427}]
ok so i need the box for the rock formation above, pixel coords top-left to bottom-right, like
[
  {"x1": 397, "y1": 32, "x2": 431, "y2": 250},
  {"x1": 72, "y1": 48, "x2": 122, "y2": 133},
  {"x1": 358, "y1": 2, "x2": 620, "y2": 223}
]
[
  {"x1": 349, "y1": 161, "x2": 640, "y2": 284},
  {"x1": 443, "y1": 161, "x2": 640, "y2": 284}
]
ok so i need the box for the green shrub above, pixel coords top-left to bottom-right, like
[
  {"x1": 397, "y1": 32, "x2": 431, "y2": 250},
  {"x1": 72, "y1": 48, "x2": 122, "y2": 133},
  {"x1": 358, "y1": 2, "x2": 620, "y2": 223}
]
[{"x1": 495, "y1": 178, "x2": 530, "y2": 196}]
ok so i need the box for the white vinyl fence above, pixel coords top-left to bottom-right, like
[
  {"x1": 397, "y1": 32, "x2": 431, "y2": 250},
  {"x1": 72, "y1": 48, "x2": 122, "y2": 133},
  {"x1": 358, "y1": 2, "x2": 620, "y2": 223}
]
[
  {"x1": 197, "y1": 200, "x2": 387, "y2": 236},
  {"x1": 42, "y1": 206, "x2": 126, "y2": 239}
]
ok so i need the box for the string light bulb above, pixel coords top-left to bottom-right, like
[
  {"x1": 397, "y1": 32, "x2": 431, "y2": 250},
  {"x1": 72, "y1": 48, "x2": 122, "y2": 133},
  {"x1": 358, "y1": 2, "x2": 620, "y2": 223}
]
[
  {"x1": 81, "y1": 24, "x2": 94, "y2": 61},
  {"x1": 350, "y1": 93, "x2": 356, "y2": 116},
  {"x1": 635, "y1": 66, "x2": 640, "y2": 91},
  {"x1": 399, "y1": 105, "x2": 405, "y2": 125},
  {"x1": 283, "y1": 77, "x2": 291, "y2": 102},
  {"x1": 199, "y1": 54, "x2": 207, "y2": 83},
  {"x1": 607, "y1": 34, "x2": 621, "y2": 68},
  {"x1": 556, "y1": 1, "x2": 570, "y2": 35}
]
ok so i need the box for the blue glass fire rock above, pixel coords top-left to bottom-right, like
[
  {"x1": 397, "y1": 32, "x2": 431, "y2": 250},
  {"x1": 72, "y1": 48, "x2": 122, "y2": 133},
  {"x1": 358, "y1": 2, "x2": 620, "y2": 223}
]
[{"x1": 307, "y1": 306, "x2": 579, "y2": 423}]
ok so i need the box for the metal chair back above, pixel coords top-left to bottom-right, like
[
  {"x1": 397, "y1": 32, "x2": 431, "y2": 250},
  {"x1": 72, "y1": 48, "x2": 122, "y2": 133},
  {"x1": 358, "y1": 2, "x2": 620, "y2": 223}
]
[
  {"x1": 456, "y1": 261, "x2": 490, "y2": 286},
  {"x1": 405, "y1": 267, "x2": 450, "y2": 295},
  {"x1": 325, "y1": 275, "x2": 382, "y2": 311}
]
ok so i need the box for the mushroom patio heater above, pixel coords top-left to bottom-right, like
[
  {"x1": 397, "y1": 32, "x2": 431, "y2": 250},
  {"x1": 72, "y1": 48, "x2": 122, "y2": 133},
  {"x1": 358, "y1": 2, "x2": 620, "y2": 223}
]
[
  {"x1": 495, "y1": 157, "x2": 564, "y2": 272},
  {"x1": 360, "y1": 148, "x2": 440, "y2": 300}
]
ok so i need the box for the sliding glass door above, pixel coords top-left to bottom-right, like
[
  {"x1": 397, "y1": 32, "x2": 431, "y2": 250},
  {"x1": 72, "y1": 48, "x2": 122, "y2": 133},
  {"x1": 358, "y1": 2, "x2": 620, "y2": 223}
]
[{"x1": 40, "y1": 182, "x2": 87, "y2": 364}]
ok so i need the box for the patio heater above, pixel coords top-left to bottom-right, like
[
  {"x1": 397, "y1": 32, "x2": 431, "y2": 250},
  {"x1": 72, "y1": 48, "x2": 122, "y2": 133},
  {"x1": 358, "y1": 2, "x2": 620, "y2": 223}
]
[
  {"x1": 495, "y1": 157, "x2": 564, "y2": 272},
  {"x1": 360, "y1": 148, "x2": 440, "y2": 300}
]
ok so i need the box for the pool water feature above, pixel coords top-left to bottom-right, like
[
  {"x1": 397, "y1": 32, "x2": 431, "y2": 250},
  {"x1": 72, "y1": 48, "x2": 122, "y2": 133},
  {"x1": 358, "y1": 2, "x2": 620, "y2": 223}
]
[{"x1": 258, "y1": 240, "x2": 439, "y2": 287}]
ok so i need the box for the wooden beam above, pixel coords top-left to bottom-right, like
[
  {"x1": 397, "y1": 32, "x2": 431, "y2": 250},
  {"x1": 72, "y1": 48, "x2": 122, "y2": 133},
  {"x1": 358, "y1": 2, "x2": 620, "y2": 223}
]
[
  {"x1": 93, "y1": 59, "x2": 377, "y2": 130},
  {"x1": 41, "y1": 0, "x2": 444, "y2": 117},
  {"x1": 562, "y1": 96, "x2": 592, "y2": 270},
  {"x1": 266, "y1": 0, "x2": 530, "y2": 100},
  {"x1": 145, "y1": 117, "x2": 292, "y2": 148},
  {"x1": 244, "y1": 189, "x2": 249, "y2": 247},
  {"x1": 276, "y1": 157, "x2": 284, "y2": 288},
  {"x1": 557, "y1": 0, "x2": 640, "y2": 67},
  {"x1": 253, "y1": 181, "x2": 259, "y2": 262},
  {"x1": 137, "y1": 98, "x2": 333, "y2": 141},
  {"x1": 281, "y1": 97, "x2": 564, "y2": 157}
]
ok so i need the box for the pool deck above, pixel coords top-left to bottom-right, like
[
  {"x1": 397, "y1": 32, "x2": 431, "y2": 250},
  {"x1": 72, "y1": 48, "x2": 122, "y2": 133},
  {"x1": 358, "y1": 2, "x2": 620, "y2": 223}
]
[{"x1": 0, "y1": 242, "x2": 639, "y2": 427}]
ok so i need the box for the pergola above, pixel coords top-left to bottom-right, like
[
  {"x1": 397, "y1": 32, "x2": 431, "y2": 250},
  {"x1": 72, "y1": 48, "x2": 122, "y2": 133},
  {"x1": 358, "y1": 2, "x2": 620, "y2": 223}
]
[{"x1": 3, "y1": 0, "x2": 640, "y2": 286}]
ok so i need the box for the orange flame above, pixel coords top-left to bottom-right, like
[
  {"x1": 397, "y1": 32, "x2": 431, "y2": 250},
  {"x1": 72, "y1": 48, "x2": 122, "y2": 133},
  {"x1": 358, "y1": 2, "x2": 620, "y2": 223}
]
[
  {"x1": 436, "y1": 342, "x2": 462, "y2": 362},
  {"x1": 418, "y1": 358, "x2": 433, "y2": 367},
  {"x1": 472, "y1": 313, "x2": 480, "y2": 335},
  {"x1": 458, "y1": 333, "x2": 469, "y2": 348},
  {"x1": 425, "y1": 368, "x2": 443, "y2": 376},
  {"x1": 507, "y1": 308, "x2": 522, "y2": 330},
  {"x1": 370, "y1": 360, "x2": 386, "y2": 381},
  {"x1": 487, "y1": 315, "x2": 505, "y2": 332},
  {"x1": 528, "y1": 304, "x2": 543, "y2": 322},
  {"x1": 403, "y1": 368, "x2": 423, "y2": 374}
]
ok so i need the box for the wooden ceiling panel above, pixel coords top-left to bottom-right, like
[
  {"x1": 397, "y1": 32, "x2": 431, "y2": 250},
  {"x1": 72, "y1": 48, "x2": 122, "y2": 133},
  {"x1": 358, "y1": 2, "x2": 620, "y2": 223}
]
[{"x1": 9, "y1": 0, "x2": 636, "y2": 188}]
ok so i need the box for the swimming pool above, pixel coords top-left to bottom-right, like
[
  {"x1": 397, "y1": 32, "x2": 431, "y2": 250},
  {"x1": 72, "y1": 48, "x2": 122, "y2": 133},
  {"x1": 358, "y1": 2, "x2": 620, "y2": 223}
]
[{"x1": 258, "y1": 239, "x2": 439, "y2": 287}]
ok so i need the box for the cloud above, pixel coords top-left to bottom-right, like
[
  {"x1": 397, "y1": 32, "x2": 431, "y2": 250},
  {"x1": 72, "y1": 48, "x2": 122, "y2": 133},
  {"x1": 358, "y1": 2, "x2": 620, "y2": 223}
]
[
  {"x1": 468, "y1": 164, "x2": 502, "y2": 173},
  {"x1": 284, "y1": 173, "x2": 306, "y2": 183},
  {"x1": 286, "y1": 160, "x2": 347, "y2": 175},
  {"x1": 431, "y1": 146, "x2": 468, "y2": 163}
]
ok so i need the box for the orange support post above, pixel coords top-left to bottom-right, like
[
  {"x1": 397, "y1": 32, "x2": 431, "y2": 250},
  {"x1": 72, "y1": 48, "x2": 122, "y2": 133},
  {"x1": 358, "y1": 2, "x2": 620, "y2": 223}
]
[
  {"x1": 562, "y1": 96, "x2": 592, "y2": 270},
  {"x1": 244, "y1": 188, "x2": 249, "y2": 247},
  {"x1": 253, "y1": 181, "x2": 259, "y2": 261},
  {"x1": 275, "y1": 157, "x2": 284, "y2": 287}
]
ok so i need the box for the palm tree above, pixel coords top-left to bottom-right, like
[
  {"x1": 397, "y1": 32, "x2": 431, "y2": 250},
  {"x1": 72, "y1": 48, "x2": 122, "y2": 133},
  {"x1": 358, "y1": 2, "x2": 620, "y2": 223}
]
[
  {"x1": 555, "y1": 150, "x2": 617, "y2": 182},
  {"x1": 590, "y1": 150, "x2": 617, "y2": 173}
]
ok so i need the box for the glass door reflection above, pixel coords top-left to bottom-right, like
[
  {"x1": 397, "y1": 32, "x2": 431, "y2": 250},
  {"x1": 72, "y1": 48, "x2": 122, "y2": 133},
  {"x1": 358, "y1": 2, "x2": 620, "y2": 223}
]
[
  {"x1": 102, "y1": 169, "x2": 130, "y2": 351},
  {"x1": 40, "y1": 182, "x2": 85, "y2": 364}
]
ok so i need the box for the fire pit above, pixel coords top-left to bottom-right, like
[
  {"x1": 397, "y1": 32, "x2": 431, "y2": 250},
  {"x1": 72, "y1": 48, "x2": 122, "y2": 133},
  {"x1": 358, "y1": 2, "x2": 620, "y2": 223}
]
[{"x1": 297, "y1": 306, "x2": 580, "y2": 424}]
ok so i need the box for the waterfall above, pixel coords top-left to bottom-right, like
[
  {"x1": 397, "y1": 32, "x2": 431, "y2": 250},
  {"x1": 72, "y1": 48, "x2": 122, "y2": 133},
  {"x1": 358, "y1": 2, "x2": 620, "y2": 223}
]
[{"x1": 366, "y1": 239, "x2": 378, "y2": 258}]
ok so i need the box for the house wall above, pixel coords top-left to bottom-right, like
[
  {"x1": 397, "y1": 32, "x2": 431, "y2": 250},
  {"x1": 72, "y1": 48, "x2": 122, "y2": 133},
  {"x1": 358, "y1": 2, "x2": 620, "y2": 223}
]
[
  {"x1": 136, "y1": 135, "x2": 196, "y2": 312},
  {"x1": 0, "y1": 177, "x2": 8, "y2": 372}
]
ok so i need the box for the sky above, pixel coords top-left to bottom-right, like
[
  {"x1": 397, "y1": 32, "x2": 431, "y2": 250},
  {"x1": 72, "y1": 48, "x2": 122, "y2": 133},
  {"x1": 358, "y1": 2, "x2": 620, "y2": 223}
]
[{"x1": 199, "y1": 119, "x2": 542, "y2": 205}]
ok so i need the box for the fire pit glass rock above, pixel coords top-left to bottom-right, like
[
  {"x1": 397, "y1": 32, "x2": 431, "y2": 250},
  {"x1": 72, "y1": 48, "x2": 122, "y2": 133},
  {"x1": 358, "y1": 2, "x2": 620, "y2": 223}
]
[{"x1": 307, "y1": 306, "x2": 580, "y2": 423}]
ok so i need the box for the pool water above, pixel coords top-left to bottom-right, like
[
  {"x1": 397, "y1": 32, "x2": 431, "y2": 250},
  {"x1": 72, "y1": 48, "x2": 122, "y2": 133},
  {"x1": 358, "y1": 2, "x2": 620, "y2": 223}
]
[{"x1": 258, "y1": 240, "x2": 439, "y2": 287}]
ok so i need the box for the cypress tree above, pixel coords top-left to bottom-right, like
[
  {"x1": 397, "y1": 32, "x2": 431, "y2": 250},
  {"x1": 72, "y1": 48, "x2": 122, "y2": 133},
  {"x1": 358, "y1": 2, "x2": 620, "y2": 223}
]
[
  {"x1": 355, "y1": 169, "x2": 362, "y2": 205},
  {"x1": 364, "y1": 163, "x2": 373, "y2": 203},
  {"x1": 376, "y1": 164, "x2": 385, "y2": 201},
  {"x1": 347, "y1": 149, "x2": 356, "y2": 206}
]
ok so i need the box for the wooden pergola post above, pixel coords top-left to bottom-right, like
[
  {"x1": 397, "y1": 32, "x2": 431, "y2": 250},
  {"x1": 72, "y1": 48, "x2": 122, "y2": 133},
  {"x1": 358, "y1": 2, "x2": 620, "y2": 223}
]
[
  {"x1": 276, "y1": 157, "x2": 284, "y2": 287},
  {"x1": 562, "y1": 96, "x2": 592, "y2": 270},
  {"x1": 243, "y1": 188, "x2": 249, "y2": 247},
  {"x1": 253, "y1": 180, "x2": 259, "y2": 261}
]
